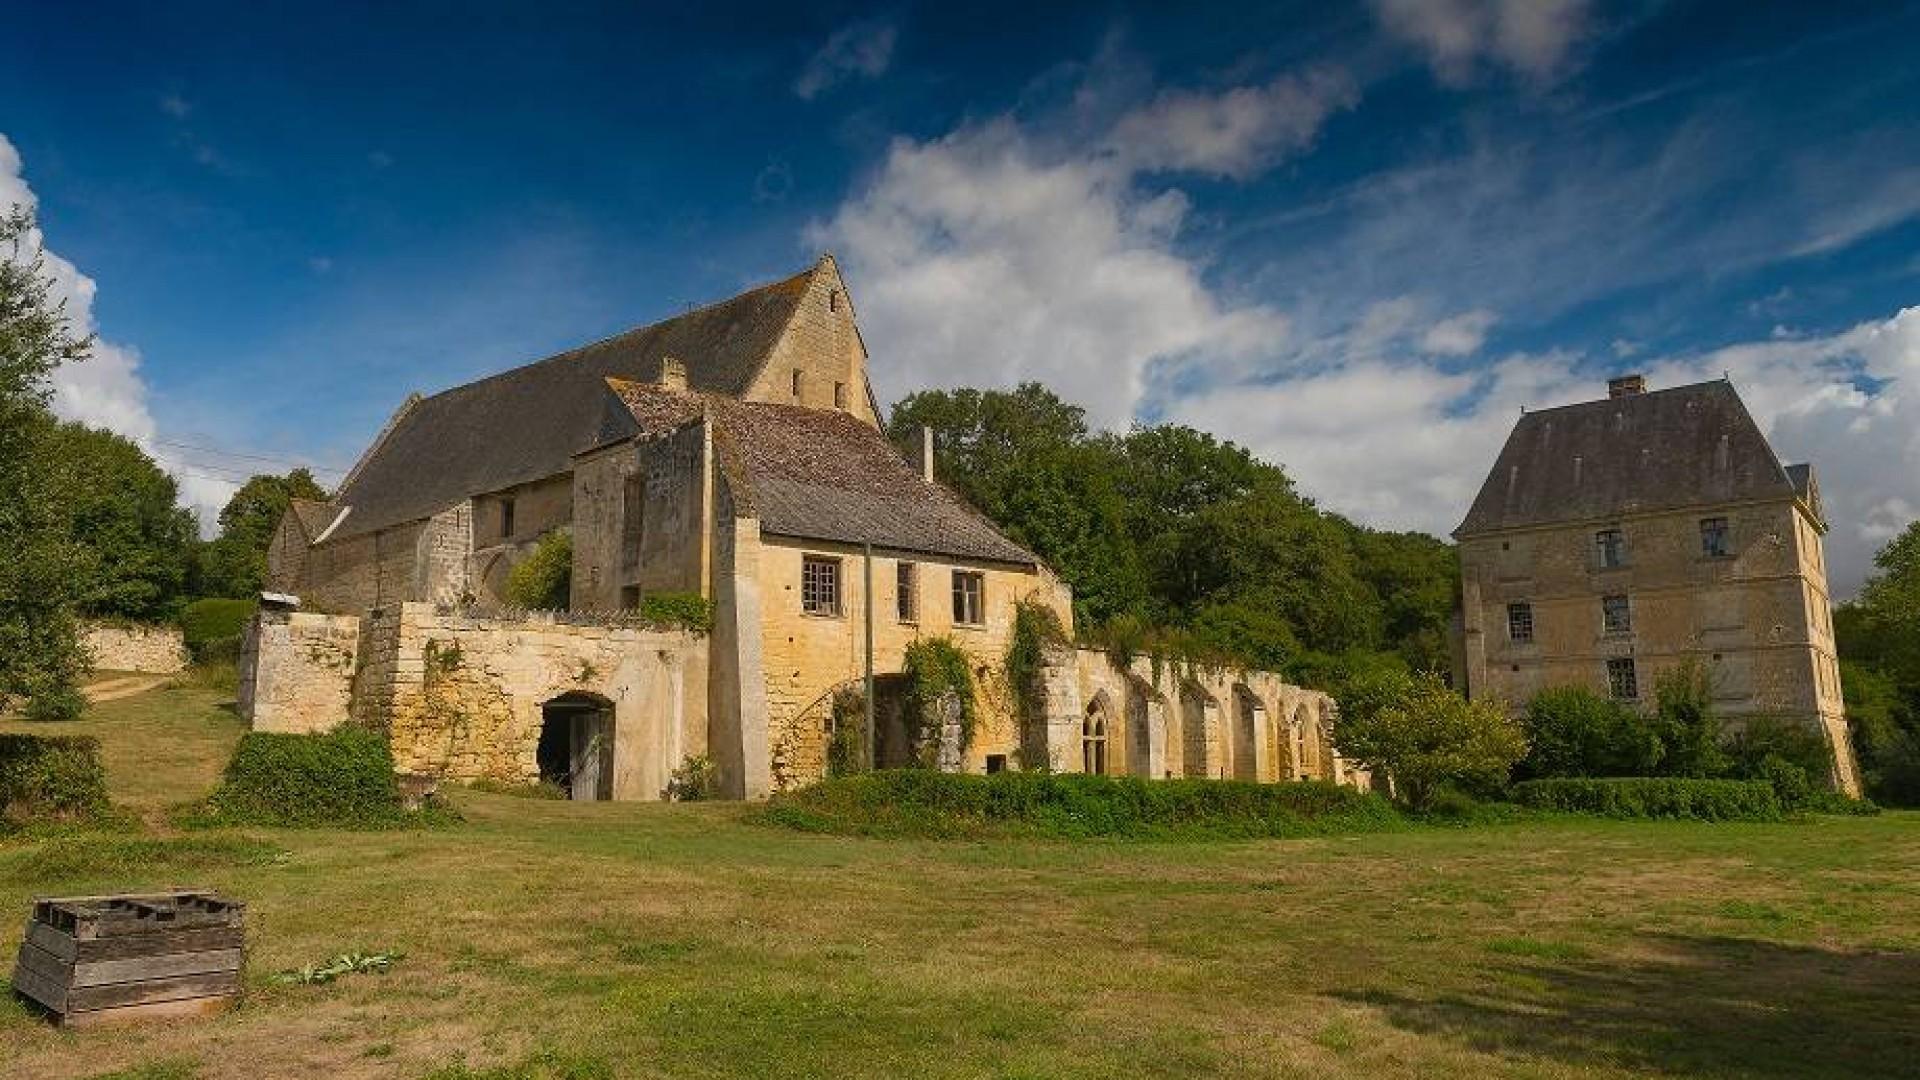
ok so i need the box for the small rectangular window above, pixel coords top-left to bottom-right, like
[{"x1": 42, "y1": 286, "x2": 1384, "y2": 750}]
[
  {"x1": 802, "y1": 556, "x2": 841, "y2": 616},
  {"x1": 1507, "y1": 602, "x2": 1534, "y2": 644},
  {"x1": 985, "y1": 754, "x2": 1007, "y2": 774},
  {"x1": 791, "y1": 369, "x2": 803, "y2": 397},
  {"x1": 1700, "y1": 517, "x2": 1730, "y2": 558},
  {"x1": 500, "y1": 497, "x2": 516, "y2": 539},
  {"x1": 834, "y1": 381, "x2": 847, "y2": 410},
  {"x1": 952, "y1": 570, "x2": 984, "y2": 626},
  {"x1": 896, "y1": 561, "x2": 918, "y2": 622},
  {"x1": 1594, "y1": 528, "x2": 1627, "y2": 569},
  {"x1": 1602, "y1": 594, "x2": 1632, "y2": 634},
  {"x1": 620, "y1": 585, "x2": 641, "y2": 610},
  {"x1": 1607, "y1": 657, "x2": 1638, "y2": 700}
]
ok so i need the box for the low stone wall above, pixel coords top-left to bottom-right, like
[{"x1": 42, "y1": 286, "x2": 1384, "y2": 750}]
[
  {"x1": 239, "y1": 610, "x2": 362, "y2": 733},
  {"x1": 80, "y1": 623, "x2": 187, "y2": 675}
]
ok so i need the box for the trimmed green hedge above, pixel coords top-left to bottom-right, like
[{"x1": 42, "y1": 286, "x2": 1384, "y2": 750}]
[
  {"x1": 1511, "y1": 777, "x2": 1782, "y2": 821},
  {"x1": 0, "y1": 734, "x2": 111, "y2": 823},
  {"x1": 756, "y1": 769, "x2": 1402, "y2": 839},
  {"x1": 179, "y1": 597, "x2": 256, "y2": 664},
  {"x1": 206, "y1": 728, "x2": 408, "y2": 827}
]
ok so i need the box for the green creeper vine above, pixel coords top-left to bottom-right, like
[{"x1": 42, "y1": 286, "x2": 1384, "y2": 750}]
[
  {"x1": 1004, "y1": 601, "x2": 1067, "y2": 728},
  {"x1": 902, "y1": 637, "x2": 979, "y2": 762}
]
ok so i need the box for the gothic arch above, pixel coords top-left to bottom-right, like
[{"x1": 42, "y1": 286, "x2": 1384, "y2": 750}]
[
  {"x1": 1231, "y1": 684, "x2": 1264, "y2": 782},
  {"x1": 1083, "y1": 690, "x2": 1114, "y2": 776},
  {"x1": 1180, "y1": 682, "x2": 1221, "y2": 779}
]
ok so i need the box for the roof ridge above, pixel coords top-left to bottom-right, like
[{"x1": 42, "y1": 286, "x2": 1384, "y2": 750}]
[{"x1": 1517, "y1": 377, "x2": 1734, "y2": 419}]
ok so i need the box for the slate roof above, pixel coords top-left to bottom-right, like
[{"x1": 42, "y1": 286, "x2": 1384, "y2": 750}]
[
  {"x1": 324, "y1": 263, "x2": 817, "y2": 537},
  {"x1": 1456, "y1": 380, "x2": 1800, "y2": 537},
  {"x1": 610, "y1": 380, "x2": 1039, "y2": 566}
]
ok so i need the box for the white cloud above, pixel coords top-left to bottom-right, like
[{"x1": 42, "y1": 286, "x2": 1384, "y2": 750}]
[
  {"x1": 1104, "y1": 66, "x2": 1359, "y2": 179},
  {"x1": 1169, "y1": 307, "x2": 1920, "y2": 597},
  {"x1": 159, "y1": 93, "x2": 191, "y2": 118},
  {"x1": 0, "y1": 133, "x2": 234, "y2": 531},
  {"x1": 794, "y1": 18, "x2": 897, "y2": 100},
  {"x1": 1370, "y1": 0, "x2": 1592, "y2": 84},
  {"x1": 813, "y1": 115, "x2": 1292, "y2": 425},
  {"x1": 1421, "y1": 309, "x2": 1498, "y2": 356}
]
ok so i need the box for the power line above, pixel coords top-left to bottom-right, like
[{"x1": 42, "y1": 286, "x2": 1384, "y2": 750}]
[{"x1": 151, "y1": 438, "x2": 349, "y2": 475}]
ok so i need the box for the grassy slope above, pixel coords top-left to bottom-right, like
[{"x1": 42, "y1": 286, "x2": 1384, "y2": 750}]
[{"x1": 0, "y1": 684, "x2": 1915, "y2": 1080}]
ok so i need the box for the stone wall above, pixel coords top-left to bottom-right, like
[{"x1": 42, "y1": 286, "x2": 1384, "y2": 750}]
[
  {"x1": 239, "y1": 609, "x2": 361, "y2": 733},
  {"x1": 80, "y1": 623, "x2": 187, "y2": 675},
  {"x1": 747, "y1": 255, "x2": 878, "y2": 425},
  {"x1": 360, "y1": 604, "x2": 708, "y2": 801}
]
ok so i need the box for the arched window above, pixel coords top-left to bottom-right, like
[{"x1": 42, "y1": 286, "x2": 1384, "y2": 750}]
[{"x1": 1082, "y1": 706, "x2": 1108, "y2": 776}]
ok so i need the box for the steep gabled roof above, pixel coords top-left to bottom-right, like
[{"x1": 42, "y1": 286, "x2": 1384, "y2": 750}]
[
  {"x1": 324, "y1": 262, "x2": 818, "y2": 537},
  {"x1": 609, "y1": 380, "x2": 1039, "y2": 566},
  {"x1": 1456, "y1": 380, "x2": 1797, "y2": 537}
]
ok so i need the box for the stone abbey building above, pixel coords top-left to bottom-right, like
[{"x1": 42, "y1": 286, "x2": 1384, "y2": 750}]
[
  {"x1": 1455, "y1": 375, "x2": 1860, "y2": 794},
  {"x1": 242, "y1": 256, "x2": 1358, "y2": 799}
]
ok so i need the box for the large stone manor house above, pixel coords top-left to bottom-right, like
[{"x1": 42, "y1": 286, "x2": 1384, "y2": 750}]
[
  {"x1": 1455, "y1": 375, "x2": 1860, "y2": 795},
  {"x1": 241, "y1": 256, "x2": 1358, "y2": 800}
]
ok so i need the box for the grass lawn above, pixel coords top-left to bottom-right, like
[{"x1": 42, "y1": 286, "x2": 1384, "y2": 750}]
[{"x1": 2, "y1": 684, "x2": 1917, "y2": 1080}]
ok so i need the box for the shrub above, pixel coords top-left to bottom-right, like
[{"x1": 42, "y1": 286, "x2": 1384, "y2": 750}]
[
  {"x1": 1510, "y1": 777, "x2": 1781, "y2": 821},
  {"x1": 755, "y1": 769, "x2": 1402, "y2": 840},
  {"x1": 1652, "y1": 661, "x2": 1726, "y2": 778},
  {"x1": 666, "y1": 755, "x2": 720, "y2": 801},
  {"x1": 179, "y1": 597, "x2": 256, "y2": 664},
  {"x1": 204, "y1": 727, "x2": 409, "y2": 827},
  {"x1": 504, "y1": 531, "x2": 571, "y2": 610},
  {"x1": 901, "y1": 637, "x2": 979, "y2": 762},
  {"x1": 638, "y1": 591, "x2": 712, "y2": 633},
  {"x1": 1334, "y1": 670, "x2": 1526, "y2": 811},
  {"x1": 23, "y1": 684, "x2": 88, "y2": 721},
  {"x1": 1519, "y1": 685, "x2": 1662, "y2": 779},
  {"x1": 0, "y1": 734, "x2": 110, "y2": 823}
]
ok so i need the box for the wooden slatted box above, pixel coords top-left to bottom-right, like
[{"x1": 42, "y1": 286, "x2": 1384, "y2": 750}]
[{"x1": 12, "y1": 891, "x2": 245, "y2": 1027}]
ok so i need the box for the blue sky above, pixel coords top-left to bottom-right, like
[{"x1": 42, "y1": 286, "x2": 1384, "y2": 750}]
[{"x1": 3, "y1": 1, "x2": 1917, "y2": 593}]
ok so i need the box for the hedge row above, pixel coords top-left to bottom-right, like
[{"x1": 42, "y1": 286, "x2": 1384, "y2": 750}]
[
  {"x1": 0, "y1": 734, "x2": 111, "y2": 824},
  {"x1": 179, "y1": 597, "x2": 256, "y2": 665},
  {"x1": 757, "y1": 769, "x2": 1402, "y2": 839},
  {"x1": 1510, "y1": 777, "x2": 1782, "y2": 821},
  {"x1": 205, "y1": 727, "x2": 408, "y2": 827}
]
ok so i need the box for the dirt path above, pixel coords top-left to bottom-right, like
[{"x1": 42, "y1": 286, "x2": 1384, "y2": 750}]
[{"x1": 84, "y1": 674, "x2": 172, "y2": 702}]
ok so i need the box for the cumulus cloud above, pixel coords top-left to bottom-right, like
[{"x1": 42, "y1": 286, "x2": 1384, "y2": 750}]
[
  {"x1": 1421, "y1": 309, "x2": 1498, "y2": 356},
  {"x1": 0, "y1": 133, "x2": 234, "y2": 530},
  {"x1": 1169, "y1": 307, "x2": 1920, "y2": 597},
  {"x1": 1370, "y1": 0, "x2": 1592, "y2": 84},
  {"x1": 794, "y1": 18, "x2": 897, "y2": 100},
  {"x1": 1104, "y1": 66, "x2": 1359, "y2": 179}
]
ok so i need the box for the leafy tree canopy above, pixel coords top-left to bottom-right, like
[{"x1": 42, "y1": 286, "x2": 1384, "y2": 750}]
[
  {"x1": 1332, "y1": 670, "x2": 1525, "y2": 810},
  {"x1": 190, "y1": 468, "x2": 328, "y2": 599},
  {"x1": 43, "y1": 421, "x2": 198, "y2": 620}
]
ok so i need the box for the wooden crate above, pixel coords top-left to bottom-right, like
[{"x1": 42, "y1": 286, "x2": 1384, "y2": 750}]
[{"x1": 12, "y1": 891, "x2": 245, "y2": 1028}]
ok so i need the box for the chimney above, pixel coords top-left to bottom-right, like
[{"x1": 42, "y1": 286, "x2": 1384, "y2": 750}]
[
  {"x1": 919, "y1": 425, "x2": 935, "y2": 483},
  {"x1": 1608, "y1": 374, "x2": 1646, "y2": 398},
  {"x1": 658, "y1": 356, "x2": 687, "y2": 391}
]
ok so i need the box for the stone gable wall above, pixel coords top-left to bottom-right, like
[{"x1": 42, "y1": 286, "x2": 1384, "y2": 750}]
[{"x1": 80, "y1": 623, "x2": 187, "y2": 675}]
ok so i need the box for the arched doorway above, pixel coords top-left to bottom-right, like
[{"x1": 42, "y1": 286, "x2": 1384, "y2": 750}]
[
  {"x1": 1124, "y1": 677, "x2": 1164, "y2": 779},
  {"x1": 1232, "y1": 686, "x2": 1263, "y2": 782},
  {"x1": 1083, "y1": 693, "x2": 1111, "y2": 776},
  {"x1": 539, "y1": 691, "x2": 615, "y2": 800}
]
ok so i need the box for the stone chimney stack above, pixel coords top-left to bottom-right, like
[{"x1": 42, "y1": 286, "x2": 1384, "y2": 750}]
[
  {"x1": 919, "y1": 425, "x2": 935, "y2": 483},
  {"x1": 1608, "y1": 374, "x2": 1647, "y2": 398},
  {"x1": 658, "y1": 356, "x2": 687, "y2": 391}
]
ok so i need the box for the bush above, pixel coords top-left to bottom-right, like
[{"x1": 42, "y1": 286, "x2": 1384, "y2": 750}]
[
  {"x1": 639, "y1": 591, "x2": 712, "y2": 633},
  {"x1": 666, "y1": 755, "x2": 720, "y2": 801},
  {"x1": 1652, "y1": 661, "x2": 1726, "y2": 778},
  {"x1": 179, "y1": 597, "x2": 255, "y2": 664},
  {"x1": 23, "y1": 684, "x2": 88, "y2": 721},
  {"x1": 755, "y1": 769, "x2": 1402, "y2": 840},
  {"x1": 1519, "y1": 686, "x2": 1662, "y2": 779},
  {"x1": 204, "y1": 727, "x2": 411, "y2": 827},
  {"x1": 1510, "y1": 777, "x2": 1781, "y2": 821},
  {"x1": 504, "y1": 531, "x2": 571, "y2": 610},
  {"x1": 0, "y1": 734, "x2": 110, "y2": 823},
  {"x1": 1334, "y1": 670, "x2": 1526, "y2": 811}
]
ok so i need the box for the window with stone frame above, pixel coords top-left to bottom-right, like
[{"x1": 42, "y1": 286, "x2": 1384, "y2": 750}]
[
  {"x1": 896, "y1": 561, "x2": 918, "y2": 622},
  {"x1": 1082, "y1": 706, "x2": 1108, "y2": 775},
  {"x1": 790, "y1": 368, "x2": 803, "y2": 397},
  {"x1": 1507, "y1": 602, "x2": 1534, "y2": 644},
  {"x1": 1607, "y1": 657, "x2": 1639, "y2": 700},
  {"x1": 1602, "y1": 594, "x2": 1632, "y2": 634},
  {"x1": 952, "y1": 570, "x2": 984, "y2": 626},
  {"x1": 1700, "y1": 516, "x2": 1731, "y2": 558},
  {"x1": 834, "y1": 381, "x2": 847, "y2": 410},
  {"x1": 801, "y1": 555, "x2": 841, "y2": 617},
  {"x1": 1594, "y1": 527, "x2": 1627, "y2": 569},
  {"x1": 500, "y1": 497, "x2": 516, "y2": 540}
]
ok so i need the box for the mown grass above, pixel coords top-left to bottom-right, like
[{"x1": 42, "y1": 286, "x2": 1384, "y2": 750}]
[{"x1": 0, "y1": 683, "x2": 1915, "y2": 1079}]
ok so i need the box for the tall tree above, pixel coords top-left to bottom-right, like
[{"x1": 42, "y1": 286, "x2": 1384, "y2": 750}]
[
  {"x1": 191, "y1": 469, "x2": 328, "y2": 599},
  {"x1": 44, "y1": 421, "x2": 197, "y2": 620},
  {"x1": 0, "y1": 207, "x2": 93, "y2": 713}
]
